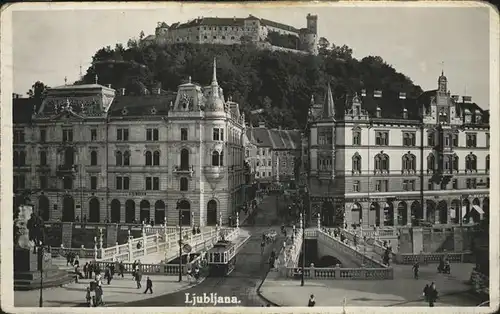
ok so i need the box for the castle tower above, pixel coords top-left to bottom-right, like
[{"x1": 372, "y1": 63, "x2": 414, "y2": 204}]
[
  {"x1": 307, "y1": 14, "x2": 318, "y2": 34},
  {"x1": 438, "y1": 70, "x2": 448, "y2": 95}
]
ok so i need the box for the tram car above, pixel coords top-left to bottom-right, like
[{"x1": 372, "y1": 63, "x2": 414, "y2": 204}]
[{"x1": 206, "y1": 240, "x2": 237, "y2": 277}]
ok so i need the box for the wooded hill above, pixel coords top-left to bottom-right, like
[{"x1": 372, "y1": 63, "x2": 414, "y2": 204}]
[{"x1": 75, "y1": 38, "x2": 423, "y2": 129}]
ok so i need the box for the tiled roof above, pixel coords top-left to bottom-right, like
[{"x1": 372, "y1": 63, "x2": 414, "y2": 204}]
[
  {"x1": 108, "y1": 94, "x2": 175, "y2": 117},
  {"x1": 359, "y1": 91, "x2": 419, "y2": 120},
  {"x1": 260, "y1": 18, "x2": 299, "y2": 33},
  {"x1": 13, "y1": 98, "x2": 41, "y2": 124},
  {"x1": 246, "y1": 127, "x2": 301, "y2": 150}
]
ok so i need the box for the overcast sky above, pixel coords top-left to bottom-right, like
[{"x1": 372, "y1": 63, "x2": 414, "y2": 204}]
[{"x1": 10, "y1": 2, "x2": 492, "y2": 108}]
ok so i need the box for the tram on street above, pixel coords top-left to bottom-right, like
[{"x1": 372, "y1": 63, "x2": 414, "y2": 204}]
[{"x1": 206, "y1": 240, "x2": 237, "y2": 277}]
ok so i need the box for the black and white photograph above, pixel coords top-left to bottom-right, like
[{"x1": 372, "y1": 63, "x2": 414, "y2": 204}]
[{"x1": 1, "y1": 1, "x2": 498, "y2": 312}]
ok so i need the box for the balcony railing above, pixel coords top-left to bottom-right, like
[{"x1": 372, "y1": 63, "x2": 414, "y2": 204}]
[
  {"x1": 56, "y1": 164, "x2": 77, "y2": 176},
  {"x1": 173, "y1": 165, "x2": 194, "y2": 177}
]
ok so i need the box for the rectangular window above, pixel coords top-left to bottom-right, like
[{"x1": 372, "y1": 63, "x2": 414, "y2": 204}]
[
  {"x1": 375, "y1": 180, "x2": 381, "y2": 192},
  {"x1": 181, "y1": 128, "x2": 188, "y2": 141},
  {"x1": 353, "y1": 181, "x2": 360, "y2": 192},
  {"x1": 40, "y1": 129, "x2": 46, "y2": 143},
  {"x1": 146, "y1": 129, "x2": 152, "y2": 141},
  {"x1": 472, "y1": 178, "x2": 477, "y2": 189},
  {"x1": 124, "y1": 177, "x2": 130, "y2": 190},
  {"x1": 453, "y1": 134, "x2": 459, "y2": 147},
  {"x1": 440, "y1": 180, "x2": 447, "y2": 190},
  {"x1": 14, "y1": 175, "x2": 26, "y2": 190},
  {"x1": 40, "y1": 151, "x2": 47, "y2": 166},
  {"x1": 262, "y1": 172, "x2": 265, "y2": 177},
  {"x1": 452, "y1": 179, "x2": 458, "y2": 189},
  {"x1": 62, "y1": 129, "x2": 73, "y2": 142},
  {"x1": 14, "y1": 130, "x2": 25, "y2": 144},
  {"x1": 145, "y1": 177, "x2": 152, "y2": 190},
  {"x1": 39, "y1": 176, "x2": 48, "y2": 189},
  {"x1": 90, "y1": 176, "x2": 97, "y2": 190},
  {"x1": 256, "y1": 149, "x2": 260, "y2": 155},
  {"x1": 213, "y1": 128, "x2": 220, "y2": 141},
  {"x1": 428, "y1": 180, "x2": 434, "y2": 190},
  {"x1": 375, "y1": 131, "x2": 389, "y2": 146},
  {"x1": 63, "y1": 177, "x2": 73, "y2": 189},
  {"x1": 153, "y1": 177, "x2": 160, "y2": 190},
  {"x1": 117, "y1": 129, "x2": 128, "y2": 141},
  {"x1": 403, "y1": 180, "x2": 408, "y2": 191},
  {"x1": 268, "y1": 172, "x2": 272, "y2": 177},
  {"x1": 487, "y1": 178, "x2": 490, "y2": 188},
  {"x1": 466, "y1": 134, "x2": 477, "y2": 147},
  {"x1": 486, "y1": 133, "x2": 490, "y2": 147},
  {"x1": 116, "y1": 177, "x2": 122, "y2": 190},
  {"x1": 91, "y1": 129, "x2": 97, "y2": 141},
  {"x1": 268, "y1": 160, "x2": 271, "y2": 166},
  {"x1": 410, "y1": 180, "x2": 415, "y2": 191}
]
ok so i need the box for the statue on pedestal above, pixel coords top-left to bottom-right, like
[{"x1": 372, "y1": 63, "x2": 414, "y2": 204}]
[{"x1": 14, "y1": 205, "x2": 35, "y2": 250}]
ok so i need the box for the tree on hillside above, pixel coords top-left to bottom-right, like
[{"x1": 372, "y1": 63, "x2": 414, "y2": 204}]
[
  {"x1": 27, "y1": 81, "x2": 49, "y2": 99},
  {"x1": 318, "y1": 37, "x2": 330, "y2": 54},
  {"x1": 80, "y1": 41, "x2": 422, "y2": 129}
]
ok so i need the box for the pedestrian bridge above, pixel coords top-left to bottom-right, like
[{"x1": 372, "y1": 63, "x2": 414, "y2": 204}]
[{"x1": 51, "y1": 226, "x2": 238, "y2": 264}]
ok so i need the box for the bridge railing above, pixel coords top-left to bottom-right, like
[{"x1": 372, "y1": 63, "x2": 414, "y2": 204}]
[
  {"x1": 286, "y1": 265, "x2": 393, "y2": 280},
  {"x1": 317, "y1": 229, "x2": 387, "y2": 268}
]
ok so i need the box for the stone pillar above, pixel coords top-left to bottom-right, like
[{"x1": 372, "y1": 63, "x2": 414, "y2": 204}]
[
  {"x1": 393, "y1": 206, "x2": 398, "y2": 227},
  {"x1": 406, "y1": 205, "x2": 412, "y2": 226},
  {"x1": 422, "y1": 201, "x2": 427, "y2": 221},
  {"x1": 411, "y1": 227, "x2": 424, "y2": 254},
  {"x1": 379, "y1": 203, "x2": 385, "y2": 227}
]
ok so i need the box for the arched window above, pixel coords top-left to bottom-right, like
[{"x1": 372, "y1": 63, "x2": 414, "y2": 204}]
[
  {"x1": 115, "y1": 151, "x2": 122, "y2": 166},
  {"x1": 123, "y1": 151, "x2": 130, "y2": 166},
  {"x1": 374, "y1": 154, "x2": 389, "y2": 173},
  {"x1": 145, "y1": 151, "x2": 152, "y2": 166},
  {"x1": 352, "y1": 130, "x2": 361, "y2": 145},
  {"x1": 466, "y1": 154, "x2": 477, "y2": 171},
  {"x1": 180, "y1": 177, "x2": 188, "y2": 191},
  {"x1": 352, "y1": 154, "x2": 361, "y2": 173},
  {"x1": 90, "y1": 151, "x2": 98, "y2": 166},
  {"x1": 212, "y1": 151, "x2": 220, "y2": 166},
  {"x1": 486, "y1": 155, "x2": 490, "y2": 173},
  {"x1": 403, "y1": 154, "x2": 416, "y2": 172},
  {"x1": 220, "y1": 151, "x2": 224, "y2": 166},
  {"x1": 153, "y1": 151, "x2": 160, "y2": 166},
  {"x1": 40, "y1": 151, "x2": 47, "y2": 166},
  {"x1": 428, "y1": 132, "x2": 435, "y2": 146},
  {"x1": 453, "y1": 155, "x2": 459, "y2": 172},
  {"x1": 427, "y1": 153, "x2": 435, "y2": 173},
  {"x1": 402, "y1": 155, "x2": 408, "y2": 172}
]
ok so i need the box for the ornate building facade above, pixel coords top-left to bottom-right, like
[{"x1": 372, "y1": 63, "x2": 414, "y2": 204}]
[
  {"x1": 305, "y1": 72, "x2": 490, "y2": 228},
  {"x1": 244, "y1": 122, "x2": 301, "y2": 188},
  {"x1": 144, "y1": 14, "x2": 319, "y2": 55},
  {"x1": 13, "y1": 60, "x2": 246, "y2": 226}
]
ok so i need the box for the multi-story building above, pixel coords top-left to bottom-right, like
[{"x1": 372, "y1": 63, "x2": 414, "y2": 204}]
[
  {"x1": 305, "y1": 72, "x2": 490, "y2": 228},
  {"x1": 245, "y1": 122, "x2": 301, "y2": 188},
  {"x1": 13, "y1": 59, "x2": 247, "y2": 227},
  {"x1": 143, "y1": 14, "x2": 319, "y2": 55}
]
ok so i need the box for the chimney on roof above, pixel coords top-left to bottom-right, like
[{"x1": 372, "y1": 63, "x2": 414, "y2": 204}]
[
  {"x1": 121, "y1": 88, "x2": 126, "y2": 96},
  {"x1": 462, "y1": 96, "x2": 472, "y2": 103},
  {"x1": 399, "y1": 92, "x2": 406, "y2": 100},
  {"x1": 361, "y1": 89, "x2": 366, "y2": 97},
  {"x1": 374, "y1": 90, "x2": 382, "y2": 98},
  {"x1": 402, "y1": 107, "x2": 408, "y2": 119},
  {"x1": 376, "y1": 106, "x2": 381, "y2": 118},
  {"x1": 259, "y1": 121, "x2": 266, "y2": 128}
]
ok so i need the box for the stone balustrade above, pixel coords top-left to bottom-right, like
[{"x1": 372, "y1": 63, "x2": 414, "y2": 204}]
[
  {"x1": 286, "y1": 266, "x2": 393, "y2": 280},
  {"x1": 394, "y1": 251, "x2": 474, "y2": 265},
  {"x1": 317, "y1": 229, "x2": 387, "y2": 268},
  {"x1": 93, "y1": 260, "x2": 189, "y2": 276}
]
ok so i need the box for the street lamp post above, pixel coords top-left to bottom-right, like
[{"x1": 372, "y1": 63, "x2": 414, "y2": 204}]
[
  {"x1": 300, "y1": 210, "x2": 305, "y2": 287},
  {"x1": 177, "y1": 201, "x2": 182, "y2": 282},
  {"x1": 39, "y1": 244, "x2": 44, "y2": 307}
]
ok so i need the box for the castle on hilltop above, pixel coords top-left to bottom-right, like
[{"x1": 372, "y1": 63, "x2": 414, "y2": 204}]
[{"x1": 142, "y1": 14, "x2": 318, "y2": 55}]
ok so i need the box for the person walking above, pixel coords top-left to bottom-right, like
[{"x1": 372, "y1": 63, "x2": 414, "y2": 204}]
[
  {"x1": 260, "y1": 239, "x2": 265, "y2": 255},
  {"x1": 412, "y1": 261, "x2": 420, "y2": 279},
  {"x1": 83, "y1": 262, "x2": 89, "y2": 279},
  {"x1": 85, "y1": 286, "x2": 92, "y2": 307},
  {"x1": 308, "y1": 294, "x2": 316, "y2": 307},
  {"x1": 428, "y1": 282, "x2": 438, "y2": 307},
  {"x1": 135, "y1": 270, "x2": 142, "y2": 289},
  {"x1": 144, "y1": 276, "x2": 153, "y2": 294},
  {"x1": 118, "y1": 261, "x2": 125, "y2": 278},
  {"x1": 423, "y1": 284, "x2": 430, "y2": 303}
]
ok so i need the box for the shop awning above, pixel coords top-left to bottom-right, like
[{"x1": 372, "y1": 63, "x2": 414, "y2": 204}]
[{"x1": 472, "y1": 205, "x2": 485, "y2": 214}]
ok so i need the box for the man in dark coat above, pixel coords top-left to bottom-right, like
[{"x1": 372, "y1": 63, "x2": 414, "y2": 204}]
[
  {"x1": 144, "y1": 276, "x2": 153, "y2": 294},
  {"x1": 428, "y1": 282, "x2": 438, "y2": 307}
]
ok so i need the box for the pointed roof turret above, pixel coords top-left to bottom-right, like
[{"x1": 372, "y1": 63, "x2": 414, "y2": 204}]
[
  {"x1": 206, "y1": 57, "x2": 225, "y2": 112},
  {"x1": 211, "y1": 57, "x2": 218, "y2": 86},
  {"x1": 322, "y1": 82, "x2": 335, "y2": 119}
]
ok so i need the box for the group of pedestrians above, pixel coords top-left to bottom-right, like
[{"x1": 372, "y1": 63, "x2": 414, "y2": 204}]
[{"x1": 423, "y1": 282, "x2": 439, "y2": 307}]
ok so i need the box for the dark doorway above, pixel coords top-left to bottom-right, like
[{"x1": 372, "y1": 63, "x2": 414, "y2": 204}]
[
  {"x1": 88, "y1": 198, "x2": 100, "y2": 222},
  {"x1": 207, "y1": 200, "x2": 217, "y2": 226},
  {"x1": 62, "y1": 195, "x2": 75, "y2": 222},
  {"x1": 111, "y1": 199, "x2": 121, "y2": 223},
  {"x1": 125, "y1": 200, "x2": 135, "y2": 223}
]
